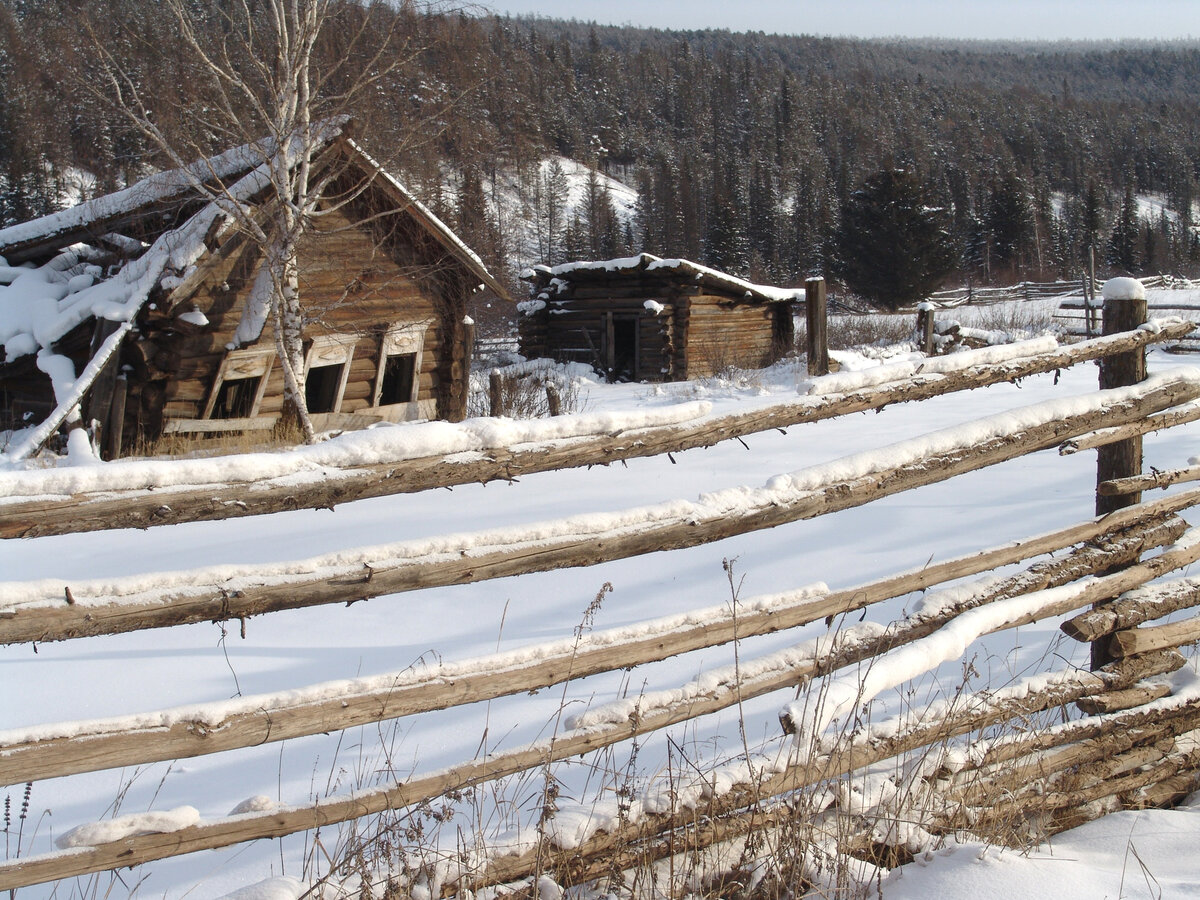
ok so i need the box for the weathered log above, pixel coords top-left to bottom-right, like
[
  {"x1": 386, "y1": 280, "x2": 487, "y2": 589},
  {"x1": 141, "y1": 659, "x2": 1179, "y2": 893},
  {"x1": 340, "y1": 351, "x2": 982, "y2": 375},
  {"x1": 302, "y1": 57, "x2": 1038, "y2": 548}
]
[
  {"x1": 1076, "y1": 681, "x2": 1172, "y2": 714},
  {"x1": 950, "y1": 719, "x2": 1187, "y2": 808},
  {"x1": 1062, "y1": 577, "x2": 1200, "y2": 642},
  {"x1": 1123, "y1": 765, "x2": 1200, "y2": 810},
  {"x1": 1098, "y1": 462, "x2": 1200, "y2": 496},
  {"x1": 1060, "y1": 399, "x2": 1200, "y2": 455},
  {"x1": 2, "y1": 515, "x2": 1180, "y2": 785},
  {"x1": 778, "y1": 526, "x2": 1200, "y2": 738},
  {"x1": 1108, "y1": 614, "x2": 1200, "y2": 659},
  {"x1": 462, "y1": 652, "x2": 1185, "y2": 895},
  {"x1": 6, "y1": 375, "x2": 1198, "y2": 645},
  {"x1": 0, "y1": 636, "x2": 1181, "y2": 888},
  {"x1": 960, "y1": 681, "x2": 1200, "y2": 776},
  {"x1": 3, "y1": 321, "x2": 1192, "y2": 539},
  {"x1": 981, "y1": 746, "x2": 1200, "y2": 828},
  {"x1": 806, "y1": 277, "x2": 828, "y2": 376}
]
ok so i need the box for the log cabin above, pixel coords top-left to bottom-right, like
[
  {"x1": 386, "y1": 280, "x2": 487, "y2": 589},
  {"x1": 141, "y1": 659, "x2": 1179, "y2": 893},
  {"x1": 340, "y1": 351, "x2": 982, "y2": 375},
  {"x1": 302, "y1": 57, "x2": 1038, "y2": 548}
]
[
  {"x1": 517, "y1": 254, "x2": 801, "y2": 382},
  {"x1": 0, "y1": 128, "x2": 508, "y2": 461}
]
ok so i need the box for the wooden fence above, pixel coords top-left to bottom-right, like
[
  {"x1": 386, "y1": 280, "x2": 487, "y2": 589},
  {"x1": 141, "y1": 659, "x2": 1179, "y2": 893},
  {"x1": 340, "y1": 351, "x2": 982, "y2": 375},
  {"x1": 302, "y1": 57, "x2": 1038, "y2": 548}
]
[
  {"x1": 1057, "y1": 278, "x2": 1200, "y2": 349},
  {"x1": 3, "y1": 302, "x2": 1200, "y2": 895},
  {"x1": 922, "y1": 278, "x2": 1091, "y2": 308}
]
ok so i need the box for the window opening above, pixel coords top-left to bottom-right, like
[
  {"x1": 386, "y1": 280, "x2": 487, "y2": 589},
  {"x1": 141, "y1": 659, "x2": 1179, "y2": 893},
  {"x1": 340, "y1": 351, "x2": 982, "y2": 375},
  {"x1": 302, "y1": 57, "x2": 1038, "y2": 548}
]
[
  {"x1": 374, "y1": 320, "x2": 430, "y2": 407},
  {"x1": 203, "y1": 348, "x2": 275, "y2": 420},
  {"x1": 379, "y1": 352, "x2": 417, "y2": 406},
  {"x1": 303, "y1": 333, "x2": 357, "y2": 416},
  {"x1": 211, "y1": 376, "x2": 262, "y2": 419},
  {"x1": 305, "y1": 364, "x2": 344, "y2": 414}
]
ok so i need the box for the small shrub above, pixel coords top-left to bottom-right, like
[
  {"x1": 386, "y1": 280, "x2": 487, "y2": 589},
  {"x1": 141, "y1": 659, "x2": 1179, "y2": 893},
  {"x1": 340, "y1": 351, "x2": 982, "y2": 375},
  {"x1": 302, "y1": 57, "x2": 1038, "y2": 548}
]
[
  {"x1": 826, "y1": 313, "x2": 917, "y2": 351},
  {"x1": 468, "y1": 365, "x2": 588, "y2": 419}
]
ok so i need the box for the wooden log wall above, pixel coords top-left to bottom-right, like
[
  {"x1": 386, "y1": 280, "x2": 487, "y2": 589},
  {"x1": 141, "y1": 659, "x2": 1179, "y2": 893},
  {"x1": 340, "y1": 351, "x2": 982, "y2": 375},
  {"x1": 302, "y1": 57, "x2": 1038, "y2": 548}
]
[
  {"x1": 683, "y1": 293, "x2": 783, "y2": 378},
  {"x1": 130, "y1": 203, "x2": 460, "y2": 447}
]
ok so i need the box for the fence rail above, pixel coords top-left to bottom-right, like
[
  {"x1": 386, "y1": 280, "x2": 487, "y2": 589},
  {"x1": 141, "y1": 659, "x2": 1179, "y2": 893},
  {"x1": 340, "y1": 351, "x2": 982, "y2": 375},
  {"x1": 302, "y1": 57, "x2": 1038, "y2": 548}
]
[
  {"x1": 1, "y1": 323, "x2": 1191, "y2": 539},
  {"x1": 3, "y1": 311, "x2": 1200, "y2": 895}
]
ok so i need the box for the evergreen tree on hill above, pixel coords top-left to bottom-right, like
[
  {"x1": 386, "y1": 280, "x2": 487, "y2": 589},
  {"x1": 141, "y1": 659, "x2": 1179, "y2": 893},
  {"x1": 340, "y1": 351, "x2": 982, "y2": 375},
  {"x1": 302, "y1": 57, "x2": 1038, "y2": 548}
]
[
  {"x1": 1108, "y1": 182, "x2": 1140, "y2": 272},
  {"x1": 832, "y1": 168, "x2": 956, "y2": 310}
]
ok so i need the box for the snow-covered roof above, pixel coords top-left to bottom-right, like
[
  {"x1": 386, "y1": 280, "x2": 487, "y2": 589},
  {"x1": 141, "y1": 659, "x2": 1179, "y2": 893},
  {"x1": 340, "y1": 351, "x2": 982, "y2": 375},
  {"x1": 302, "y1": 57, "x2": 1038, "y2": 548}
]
[
  {"x1": 521, "y1": 253, "x2": 805, "y2": 304},
  {"x1": 0, "y1": 140, "x2": 276, "y2": 266}
]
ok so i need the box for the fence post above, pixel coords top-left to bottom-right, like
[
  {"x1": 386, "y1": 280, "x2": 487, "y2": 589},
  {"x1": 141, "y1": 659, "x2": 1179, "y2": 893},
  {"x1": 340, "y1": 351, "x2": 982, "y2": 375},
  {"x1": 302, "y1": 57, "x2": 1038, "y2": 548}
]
[
  {"x1": 805, "y1": 277, "x2": 829, "y2": 377},
  {"x1": 916, "y1": 303, "x2": 936, "y2": 355},
  {"x1": 463, "y1": 314, "x2": 476, "y2": 376},
  {"x1": 1092, "y1": 276, "x2": 1148, "y2": 669},
  {"x1": 489, "y1": 370, "x2": 503, "y2": 417}
]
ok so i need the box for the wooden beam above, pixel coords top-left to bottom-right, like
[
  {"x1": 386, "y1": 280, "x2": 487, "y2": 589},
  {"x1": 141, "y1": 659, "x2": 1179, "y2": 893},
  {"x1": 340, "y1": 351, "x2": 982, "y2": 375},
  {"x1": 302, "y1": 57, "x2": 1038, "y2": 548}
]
[
  {"x1": 1062, "y1": 577, "x2": 1200, "y2": 642},
  {"x1": 1099, "y1": 463, "x2": 1200, "y2": 496},
  {"x1": 1076, "y1": 682, "x2": 1172, "y2": 715},
  {"x1": 0, "y1": 642, "x2": 1178, "y2": 892},
  {"x1": 466, "y1": 651, "x2": 1184, "y2": 894},
  {"x1": 4, "y1": 375, "x2": 1199, "y2": 644},
  {"x1": 1, "y1": 513, "x2": 1180, "y2": 786},
  {"x1": 1109, "y1": 613, "x2": 1200, "y2": 659},
  {"x1": 3, "y1": 321, "x2": 1193, "y2": 539},
  {"x1": 1060, "y1": 399, "x2": 1200, "y2": 455},
  {"x1": 776, "y1": 519, "x2": 1200, "y2": 739},
  {"x1": 805, "y1": 277, "x2": 828, "y2": 376}
]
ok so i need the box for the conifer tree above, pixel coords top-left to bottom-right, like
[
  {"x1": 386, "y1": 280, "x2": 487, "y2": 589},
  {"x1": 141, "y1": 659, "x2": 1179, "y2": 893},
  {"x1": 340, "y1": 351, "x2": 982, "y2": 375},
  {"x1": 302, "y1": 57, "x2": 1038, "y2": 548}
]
[
  {"x1": 985, "y1": 173, "x2": 1033, "y2": 279},
  {"x1": 1108, "y1": 182, "x2": 1140, "y2": 272},
  {"x1": 833, "y1": 167, "x2": 956, "y2": 309}
]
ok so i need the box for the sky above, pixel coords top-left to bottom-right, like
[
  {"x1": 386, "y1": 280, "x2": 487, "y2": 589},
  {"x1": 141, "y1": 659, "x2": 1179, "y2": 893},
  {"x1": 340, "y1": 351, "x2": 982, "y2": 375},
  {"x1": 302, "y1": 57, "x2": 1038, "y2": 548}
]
[{"x1": 482, "y1": 0, "x2": 1200, "y2": 42}]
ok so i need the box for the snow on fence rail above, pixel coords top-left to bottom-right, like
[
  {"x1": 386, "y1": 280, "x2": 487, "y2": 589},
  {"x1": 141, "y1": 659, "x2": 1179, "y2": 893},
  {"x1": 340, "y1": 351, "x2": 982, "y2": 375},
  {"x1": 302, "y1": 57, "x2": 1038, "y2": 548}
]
[
  {"x1": 2, "y1": 495, "x2": 1195, "y2": 787},
  {"x1": 0, "y1": 322, "x2": 1192, "y2": 539},
  {"x1": 5, "y1": 318, "x2": 1200, "y2": 894},
  {"x1": 2, "y1": 369, "x2": 1198, "y2": 645}
]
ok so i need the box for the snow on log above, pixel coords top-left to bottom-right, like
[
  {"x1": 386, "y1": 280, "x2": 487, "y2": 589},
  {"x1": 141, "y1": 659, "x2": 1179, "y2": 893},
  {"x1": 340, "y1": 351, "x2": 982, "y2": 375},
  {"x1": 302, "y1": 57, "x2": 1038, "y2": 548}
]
[
  {"x1": 467, "y1": 653, "x2": 1191, "y2": 894},
  {"x1": 0, "y1": 505, "x2": 1187, "y2": 785},
  {"x1": 3, "y1": 371, "x2": 1200, "y2": 644},
  {"x1": 1075, "y1": 682, "x2": 1173, "y2": 715},
  {"x1": 777, "y1": 525, "x2": 1200, "y2": 743},
  {"x1": 1062, "y1": 576, "x2": 1200, "y2": 642},
  {"x1": 1, "y1": 319, "x2": 1193, "y2": 539},
  {"x1": 1059, "y1": 398, "x2": 1200, "y2": 455},
  {"x1": 0, "y1": 651, "x2": 1183, "y2": 893}
]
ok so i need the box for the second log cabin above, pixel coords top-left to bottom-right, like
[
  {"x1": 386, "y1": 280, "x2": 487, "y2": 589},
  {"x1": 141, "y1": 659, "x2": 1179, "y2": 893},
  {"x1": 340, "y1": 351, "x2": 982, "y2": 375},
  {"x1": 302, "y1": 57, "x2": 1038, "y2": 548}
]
[{"x1": 518, "y1": 254, "x2": 801, "y2": 382}]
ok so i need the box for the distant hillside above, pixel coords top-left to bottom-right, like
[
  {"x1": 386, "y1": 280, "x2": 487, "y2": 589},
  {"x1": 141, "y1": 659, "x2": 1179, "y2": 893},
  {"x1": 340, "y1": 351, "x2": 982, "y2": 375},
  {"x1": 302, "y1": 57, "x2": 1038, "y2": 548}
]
[{"x1": 3, "y1": 4, "x2": 1200, "y2": 290}]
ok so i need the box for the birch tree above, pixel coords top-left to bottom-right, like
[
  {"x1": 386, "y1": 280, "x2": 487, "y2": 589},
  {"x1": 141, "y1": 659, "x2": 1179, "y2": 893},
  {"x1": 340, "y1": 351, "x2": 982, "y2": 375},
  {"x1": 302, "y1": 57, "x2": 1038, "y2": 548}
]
[{"x1": 93, "y1": 0, "x2": 428, "y2": 442}]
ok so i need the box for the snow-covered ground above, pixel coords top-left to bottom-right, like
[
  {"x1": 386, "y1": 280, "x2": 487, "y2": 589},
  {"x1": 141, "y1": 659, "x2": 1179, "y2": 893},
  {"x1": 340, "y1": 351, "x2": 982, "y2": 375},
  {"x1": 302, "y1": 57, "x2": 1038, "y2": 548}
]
[{"x1": 3, "y1": 317, "x2": 1200, "y2": 899}]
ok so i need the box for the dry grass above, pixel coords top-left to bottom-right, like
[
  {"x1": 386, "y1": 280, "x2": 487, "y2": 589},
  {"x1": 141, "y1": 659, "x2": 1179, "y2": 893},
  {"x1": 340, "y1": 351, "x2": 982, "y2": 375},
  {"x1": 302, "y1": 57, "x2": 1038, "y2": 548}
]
[
  {"x1": 467, "y1": 367, "x2": 588, "y2": 419},
  {"x1": 824, "y1": 314, "x2": 917, "y2": 352},
  {"x1": 128, "y1": 418, "x2": 307, "y2": 461}
]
